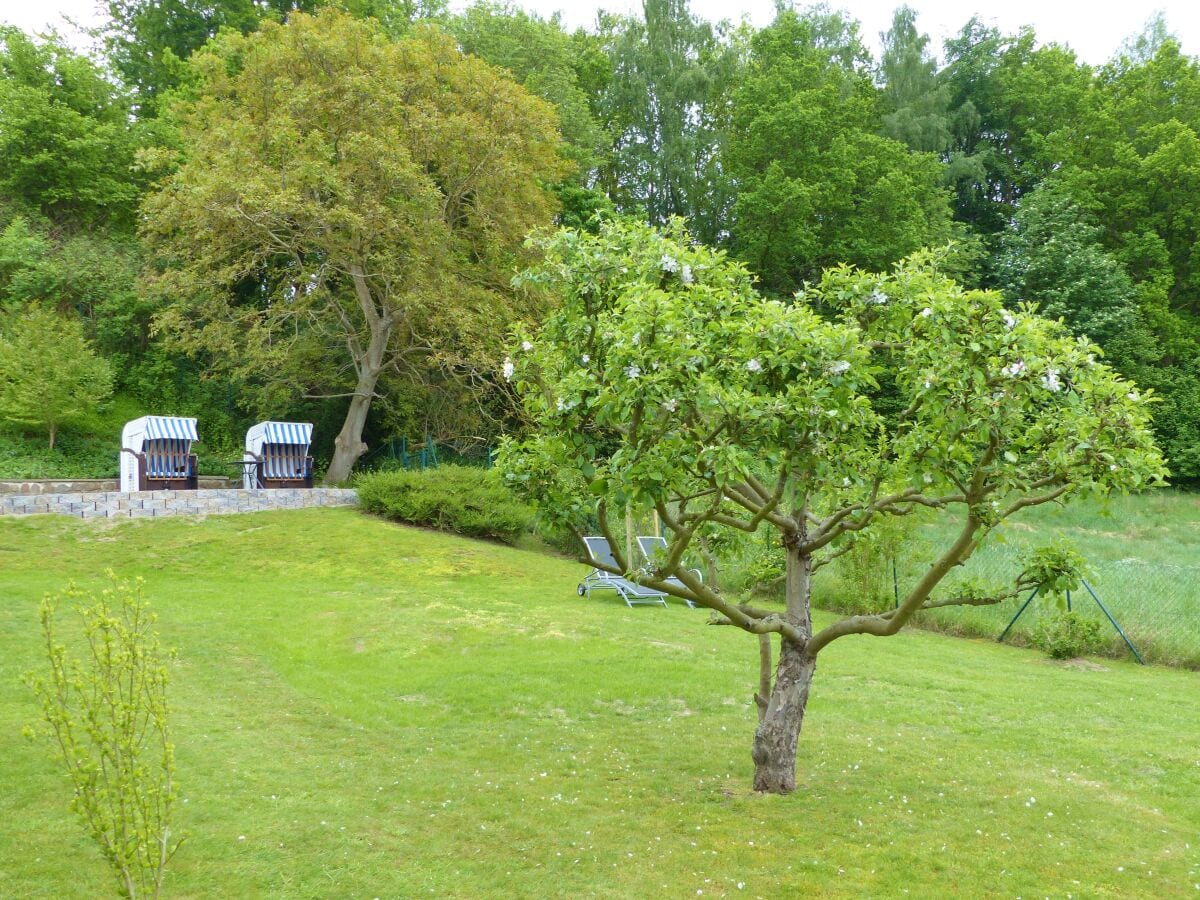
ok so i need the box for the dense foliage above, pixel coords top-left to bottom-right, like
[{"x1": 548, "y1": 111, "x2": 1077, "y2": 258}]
[
  {"x1": 0, "y1": 306, "x2": 113, "y2": 448},
  {"x1": 497, "y1": 218, "x2": 1165, "y2": 791},
  {"x1": 356, "y1": 464, "x2": 533, "y2": 543},
  {"x1": 1, "y1": 2, "x2": 1198, "y2": 482}
]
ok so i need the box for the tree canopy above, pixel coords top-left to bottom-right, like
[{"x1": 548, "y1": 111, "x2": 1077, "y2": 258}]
[
  {"x1": 725, "y1": 10, "x2": 951, "y2": 296},
  {"x1": 0, "y1": 305, "x2": 114, "y2": 448},
  {"x1": 498, "y1": 218, "x2": 1166, "y2": 792},
  {"x1": 140, "y1": 9, "x2": 568, "y2": 482},
  {"x1": 2, "y1": 0, "x2": 1199, "y2": 480}
]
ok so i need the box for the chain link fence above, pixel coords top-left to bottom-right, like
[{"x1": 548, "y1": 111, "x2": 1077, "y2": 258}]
[
  {"x1": 819, "y1": 542, "x2": 1200, "y2": 669},
  {"x1": 358, "y1": 435, "x2": 494, "y2": 472}
]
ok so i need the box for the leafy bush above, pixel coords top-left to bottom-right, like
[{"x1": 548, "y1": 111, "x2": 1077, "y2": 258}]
[
  {"x1": 356, "y1": 465, "x2": 533, "y2": 543},
  {"x1": 1033, "y1": 611, "x2": 1106, "y2": 660}
]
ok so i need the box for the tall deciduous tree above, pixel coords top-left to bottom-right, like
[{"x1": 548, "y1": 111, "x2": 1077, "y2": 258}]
[
  {"x1": 451, "y1": 2, "x2": 604, "y2": 174},
  {"x1": 499, "y1": 219, "x2": 1165, "y2": 793},
  {"x1": 1041, "y1": 39, "x2": 1200, "y2": 478},
  {"x1": 141, "y1": 10, "x2": 568, "y2": 483},
  {"x1": 0, "y1": 305, "x2": 114, "y2": 448},
  {"x1": 101, "y1": 0, "x2": 447, "y2": 114},
  {"x1": 0, "y1": 28, "x2": 145, "y2": 230},
  {"x1": 593, "y1": 0, "x2": 743, "y2": 244},
  {"x1": 941, "y1": 20, "x2": 1090, "y2": 235},
  {"x1": 726, "y1": 9, "x2": 950, "y2": 296},
  {"x1": 877, "y1": 6, "x2": 951, "y2": 153},
  {"x1": 996, "y1": 186, "x2": 1150, "y2": 358}
]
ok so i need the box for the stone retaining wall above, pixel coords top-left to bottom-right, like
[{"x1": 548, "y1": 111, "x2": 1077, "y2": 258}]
[
  {"x1": 0, "y1": 476, "x2": 240, "y2": 494},
  {"x1": 0, "y1": 488, "x2": 357, "y2": 519}
]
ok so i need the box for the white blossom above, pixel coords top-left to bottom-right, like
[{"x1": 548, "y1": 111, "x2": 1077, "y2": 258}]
[
  {"x1": 1002, "y1": 360, "x2": 1026, "y2": 378},
  {"x1": 663, "y1": 398, "x2": 678, "y2": 412},
  {"x1": 842, "y1": 477, "x2": 851, "y2": 487},
  {"x1": 828, "y1": 360, "x2": 851, "y2": 376},
  {"x1": 625, "y1": 364, "x2": 641, "y2": 379},
  {"x1": 581, "y1": 354, "x2": 590, "y2": 364},
  {"x1": 681, "y1": 264, "x2": 694, "y2": 285},
  {"x1": 521, "y1": 340, "x2": 533, "y2": 352},
  {"x1": 869, "y1": 289, "x2": 889, "y2": 305},
  {"x1": 631, "y1": 332, "x2": 640, "y2": 345},
  {"x1": 502, "y1": 358, "x2": 515, "y2": 382},
  {"x1": 660, "y1": 254, "x2": 679, "y2": 273},
  {"x1": 746, "y1": 358, "x2": 762, "y2": 373},
  {"x1": 1002, "y1": 310, "x2": 1017, "y2": 331},
  {"x1": 920, "y1": 307, "x2": 933, "y2": 318},
  {"x1": 1127, "y1": 391, "x2": 1140, "y2": 402},
  {"x1": 923, "y1": 380, "x2": 933, "y2": 390},
  {"x1": 1041, "y1": 367, "x2": 1062, "y2": 392},
  {"x1": 556, "y1": 397, "x2": 566, "y2": 412},
  {"x1": 923, "y1": 473, "x2": 933, "y2": 484}
]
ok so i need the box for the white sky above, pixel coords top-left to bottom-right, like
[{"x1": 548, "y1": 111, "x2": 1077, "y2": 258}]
[{"x1": 1, "y1": 0, "x2": 1197, "y2": 65}]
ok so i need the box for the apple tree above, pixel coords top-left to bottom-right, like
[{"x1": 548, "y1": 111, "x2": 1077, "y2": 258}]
[{"x1": 497, "y1": 218, "x2": 1166, "y2": 794}]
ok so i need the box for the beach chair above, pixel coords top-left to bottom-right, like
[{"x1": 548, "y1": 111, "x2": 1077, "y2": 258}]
[
  {"x1": 119, "y1": 416, "x2": 199, "y2": 492},
  {"x1": 637, "y1": 535, "x2": 704, "y2": 608},
  {"x1": 578, "y1": 536, "x2": 668, "y2": 608},
  {"x1": 244, "y1": 421, "x2": 314, "y2": 488}
]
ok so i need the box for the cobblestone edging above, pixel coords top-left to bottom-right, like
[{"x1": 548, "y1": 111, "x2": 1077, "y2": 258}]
[{"x1": 0, "y1": 488, "x2": 358, "y2": 519}]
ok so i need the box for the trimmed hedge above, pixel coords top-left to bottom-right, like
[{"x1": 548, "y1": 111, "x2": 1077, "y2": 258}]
[{"x1": 355, "y1": 465, "x2": 533, "y2": 544}]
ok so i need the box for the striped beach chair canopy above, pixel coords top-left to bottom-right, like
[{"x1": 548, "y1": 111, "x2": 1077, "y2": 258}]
[
  {"x1": 245, "y1": 421, "x2": 313, "y2": 480},
  {"x1": 121, "y1": 416, "x2": 199, "y2": 480}
]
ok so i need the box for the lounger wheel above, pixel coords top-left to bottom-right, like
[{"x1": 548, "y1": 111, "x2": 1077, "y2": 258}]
[{"x1": 577, "y1": 584, "x2": 587, "y2": 597}]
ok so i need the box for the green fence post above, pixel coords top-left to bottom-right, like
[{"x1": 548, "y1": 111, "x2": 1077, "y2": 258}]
[
  {"x1": 998, "y1": 585, "x2": 1040, "y2": 643},
  {"x1": 1081, "y1": 579, "x2": 1145, "y2": 665}
]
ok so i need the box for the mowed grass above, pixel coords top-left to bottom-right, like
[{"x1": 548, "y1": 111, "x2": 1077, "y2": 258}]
[{"x1": 0, "y1": 509, "x2": 1198, "y2": 898}]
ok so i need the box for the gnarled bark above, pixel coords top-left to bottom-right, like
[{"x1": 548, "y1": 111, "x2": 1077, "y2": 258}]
[
  {"x1": 751, "y1": 539, "x2": 816, "y2": 793},
  {"x1": 752, "y1": 638, "x2": 816, "y2": 793}
]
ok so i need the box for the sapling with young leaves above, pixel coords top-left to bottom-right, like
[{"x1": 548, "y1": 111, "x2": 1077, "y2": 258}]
[
  {"x1": 24, "y1": 573, "x2": 181, "y2": 898},
  {"x1": 498, "y1": 218, "x2": 1166, "y2": 794}
]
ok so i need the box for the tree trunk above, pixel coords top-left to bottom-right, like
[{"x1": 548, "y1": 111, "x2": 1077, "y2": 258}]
[
  {"x1": 48, "y1": 423, "x2": 57, "y2": 450},
  {"x1": 751, "y1": 639, "x2": 816, "y2": 793},
  {"x1": 750, "y1": 538, "x2": 815, "y2": 794},
  {"x1": 324, "y1": 269, "x2": 393, "y2": 485},
  {"x1": 324, "y1": 377, "x2": 378, "y2": 485}
]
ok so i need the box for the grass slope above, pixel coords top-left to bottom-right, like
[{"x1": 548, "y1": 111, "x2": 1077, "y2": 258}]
[{"x1": 0, "y1": 509, "x2": 1197, "y2": 897}]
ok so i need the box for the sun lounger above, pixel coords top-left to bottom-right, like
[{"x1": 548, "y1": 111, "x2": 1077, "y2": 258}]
[
  {"x1": 637, "y1": 535, "x2": 703, "y2": 608},
  {"x1": 578, "y1": 536, "x2": 668, "y2": 608}
]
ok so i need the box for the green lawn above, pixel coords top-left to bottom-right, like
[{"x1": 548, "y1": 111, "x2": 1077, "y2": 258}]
[{"x1": 1, "y1": 508, "x2": 1198, "y2": 897}]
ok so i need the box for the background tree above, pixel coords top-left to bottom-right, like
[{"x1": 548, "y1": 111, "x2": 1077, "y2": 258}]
[
  {"x1": 0, "y1": 28, "x2": 146, "y2": 230},
  {"x1": 725, "y1": 9, "x2": 950, "y2": 295},
  {"x1": 0, "y1": 305, "x2": 114, "y2": 449},
  {"x1": 996, "y1": 186, "x2": 1153, "y2": 364},
  {"x1": 877, "y1": 6, "x2": 952, "y2": 153},
  {"x1": 1042, "y1": 38, "x2": 1200, "y2": 478},
  {"x1": 451, "y1": 2, "x2": 604, "y2": 174},
  {"x1": 940, "y1": 20, "x2": 1090, "y2": 236},
  {"x1": 141, "y1": 10, "x2": 568, "y2": 483},
  {"x1": 593, "y1": 0, "x2": 743, "y2": 244},
  {"x1": 449, "y1": 2, "x2": 615, "y2": 228},
  {"x1": 499, "y1": 219, "x2": 1165, "y2": 793}
]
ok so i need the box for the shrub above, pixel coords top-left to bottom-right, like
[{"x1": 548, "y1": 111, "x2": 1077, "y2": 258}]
[
  {"x1": 23, "y1": 573, "x2": 182, "y2": 899},
  {"x1": 1033, "y1": 611, "x2": 1106, "y2": 660},
  {"x1": 356, "y1": 465, "x2": 533, "y2": 543}
]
